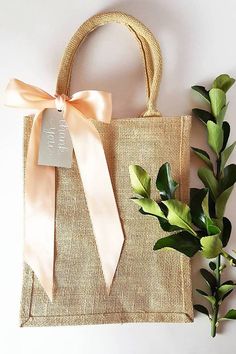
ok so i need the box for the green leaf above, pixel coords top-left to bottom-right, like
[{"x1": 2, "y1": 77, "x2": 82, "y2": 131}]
[
  {"x1": 196, "y1": 288, "x2": 208, "y2": 296},
  {"x1": 221, "y1": 250, "x2": 236, "y2": 267},
  {"x1": 220, "y1": 309, "x2": 236, "y2": 321},
  {"x1": 145, "y1": 203, "x2": 183, "y2": 232},
  {"x1": 209, "y1": 261, "x2": 216, "y2": 271},
  {"x1": 196, "y1": 289, "x2": 216, "y2": 306},
  {"x1": 191, "y1": 147, "x2": 213, "y2": 168},
  {"x1": 162, "y1": 199, "x2": 196, "y2": 235},
  {"x1": 153, "y1": 231, "x2": 201, "y2": 257},
  {"x1": 200, "y1": 235, "x2": 223, "y2": 259},
  {"x1": 221, "y1": 121, "x2": 230, "y2": 151},
  {"x1": 222, "y1": 280, "x2": 234, "y2": 285},
  {"x1": 192, "y1": 108, "x2": 215, "y2": 125},
  {"x1": 222, "y1": 290, "x2": 234, "y2": 301},
  {"x1": 192, "y1": 86, "x2": 210, "y2": 103},
  {"x1": 129, "y1": 165, "x2": 151, "y2": 198},
  {"x1": 209, "y1": 88, "x2": 226, "y2": 119},
  {"x1": 219, "y1": 264, "x2": 227, "y2": 273},
  {"x1": 217, "y1": 284, "x2": 236, "y2": 300},
  {"x1": 200, "y1": 268, "x2": 217, "y2": 293},
  {"x1": 220, "y1": 141, "x2": 236, "y2": 171},
  {"x1": 215, "y1": 186, "x2": 234, "y2": 218},
  {"x1": 217, "y1": 104, "x2": 228, "y2": 125},
  {"x1": 156, "y1": 216, "x2": 181, "y2": 232},
  {"x1": 204, "y1": 296, "x2": 217, "y2": 306},
  {"x1": 205, "y1": 217, "x2": 221, "y2": 236},
  {"x1": 132, "y1": 198, "x2": 166, "y2": 218},
  {"x1": 207, "y1": 121, "x2": 224, "y2": 156},
  {"x1": 155, "y1": 162, "x2": 178, "y2": 200},
  {"x1": 220, "y1": 164, "x2": 236, "y2": 192},
  {"x1": 209, "y1": 194, "x2": 217, "y2": 217},
  {"x1": 202, "y1": 191, "x2": 210, "y2": 217},
  {"x1": 212, "y1": 74, "x2": 235, "y2": 93},
  {"x1": 198, "y1": 167, "x2": 219, "y2": 199},
  {"x1": 193, "y1": 304, "x2": 209, "y2": 317},
  {"x1": 197, "y1": 230, "x2": 207, "y2": 238},
  {"x1": 221, "y1": 282, "x2": 234, "y2": 301},
  {"x1": 212, "y1": 217, "x2": 223, "y2": 230},
  {"x1": 221, "y1": 217, "x2": 232, "y2": 247},
  {"x1": 190, "y1": 188, "x2": 209, "y2": 229}
]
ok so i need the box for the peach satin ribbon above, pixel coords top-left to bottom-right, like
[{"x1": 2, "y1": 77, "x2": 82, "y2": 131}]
[{"x1": 5, "y1": 79, "x2": 124, "y2": 301}]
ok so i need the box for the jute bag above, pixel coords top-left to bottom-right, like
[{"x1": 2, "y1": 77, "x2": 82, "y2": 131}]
[{"x1": 19, "y1": 12, "x2": 193, "y2": 326}]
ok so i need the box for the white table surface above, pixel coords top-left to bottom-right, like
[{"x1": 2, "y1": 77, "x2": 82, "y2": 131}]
[{"x1": 1, "y1": 1, "x2": 236, "y2": 353}]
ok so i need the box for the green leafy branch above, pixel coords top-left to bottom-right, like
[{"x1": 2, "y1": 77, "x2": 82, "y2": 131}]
[{"x1": 129, "y1": 74, "x2": 236, "y2": 337}]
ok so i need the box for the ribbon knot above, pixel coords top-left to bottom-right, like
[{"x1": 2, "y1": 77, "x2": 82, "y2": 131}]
[
  {"x1": 5, "y1": 79, "x2": 124, "y2": 301},
  {"x1": 54, "y1": 93, "x2": 69, "y2": 112}
]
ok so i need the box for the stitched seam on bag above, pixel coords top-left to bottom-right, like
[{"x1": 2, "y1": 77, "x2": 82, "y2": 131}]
[
  {"x1": 179, "y1": 116, "x2": 193, "y2": 320},
  {"x1": 20, "y1": 267, "x2": 35, "y2": 326},
  {"x1": 109, "y1": 116, "x2": 190, "y2": 122},
  {"x1": 29, "y1": 272, "x2": 34, "y2": 318},
  {"x1": 127, "y1": 25, "x2": 151, "y2": 99},
  {"x1": 25, "y1": 310, "x2": 191, "y2": 318},
  {"x1": 21, "y1": 118, "x2": 35, "y2": 327},
  {"x1": 179, "y1": 116, "x2": 186, "y2": 316},
  {"x1": 21, "y1": 312, "x2": 193, "y2": 326}
]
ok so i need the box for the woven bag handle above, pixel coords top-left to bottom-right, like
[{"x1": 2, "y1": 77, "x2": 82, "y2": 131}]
[{"x1": 56, "y1": 12, "x2": 162, "y2": 117}]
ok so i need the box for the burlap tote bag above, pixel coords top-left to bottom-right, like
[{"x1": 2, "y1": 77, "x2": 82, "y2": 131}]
[{"x1": 17, "y1": 12, "x2": 193, "y2": 326}]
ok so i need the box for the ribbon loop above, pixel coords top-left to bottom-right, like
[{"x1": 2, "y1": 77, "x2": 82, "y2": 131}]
[{"x1": 5, "y1": 79, "x2": 124, "y2": 300}]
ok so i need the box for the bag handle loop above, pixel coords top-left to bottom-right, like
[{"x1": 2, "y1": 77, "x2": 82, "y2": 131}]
[{"x1": 56, "y1": 12, "x2": 162, "y2": 117}]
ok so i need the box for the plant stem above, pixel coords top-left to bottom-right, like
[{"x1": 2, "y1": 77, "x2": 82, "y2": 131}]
[
  {"x1": 221, "y1": 250, "x2": 236, "y2": 266},
  {"x1": 211, "y1": 254, "x2": 221, "y2": 337},
  {"x1": 211, "y1": 304, "x2": 219, "y2": 337},
  {"x1": 211, "y1": 158, "x2": 222, "y2": 337}
]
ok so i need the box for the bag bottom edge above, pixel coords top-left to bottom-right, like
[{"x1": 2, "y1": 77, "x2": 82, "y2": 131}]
[{"x1": 20, "y1": 311, "x2": 193, "y2": 327}]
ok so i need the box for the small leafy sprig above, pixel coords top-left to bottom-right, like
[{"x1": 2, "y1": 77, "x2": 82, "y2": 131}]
[{"x1": 129, "y1": 74, "x2": 236, "y2": 337}]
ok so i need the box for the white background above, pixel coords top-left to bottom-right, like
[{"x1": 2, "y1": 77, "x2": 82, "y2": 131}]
[{"x1": 1, "y1": 0, "x2": 236, "y2": 353}]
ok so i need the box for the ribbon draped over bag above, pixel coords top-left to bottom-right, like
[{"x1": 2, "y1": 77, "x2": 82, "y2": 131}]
[{"x1": 5, "y1": 78, "x2": 124, "y2": 301}]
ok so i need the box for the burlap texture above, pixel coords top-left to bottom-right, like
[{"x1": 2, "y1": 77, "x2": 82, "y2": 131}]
[{"x1": 20, "y1": 115, "x2": 193, "y2": 327}]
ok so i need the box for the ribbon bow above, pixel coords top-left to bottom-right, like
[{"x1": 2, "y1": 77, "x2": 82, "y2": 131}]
[{"x1": 5, "y1": 79, "x2": 124, "y2": 301}]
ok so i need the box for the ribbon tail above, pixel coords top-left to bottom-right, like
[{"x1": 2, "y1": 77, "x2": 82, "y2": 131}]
[
  {"x1": 24, "y1": 112, "x2": 55, "y2": 301},
  {"x1": 65, "y1": 104, "x2": 124, "y2": 293}
]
